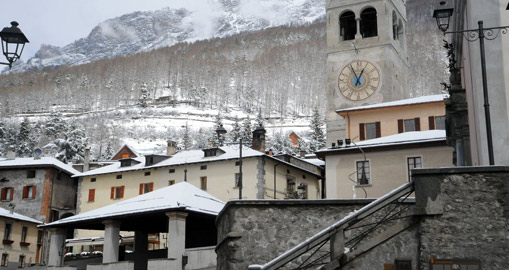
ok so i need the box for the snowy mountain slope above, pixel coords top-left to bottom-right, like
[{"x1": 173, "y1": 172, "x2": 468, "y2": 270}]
[{"x1": 10, "y1": 0, "x2": 325, "y2": 72}]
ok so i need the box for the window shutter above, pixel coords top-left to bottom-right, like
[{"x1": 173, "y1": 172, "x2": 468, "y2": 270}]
[
  {"x1": 359, "y1": 123, "x2": 365, "y2": 141},
  {"x1": 9, "y1": 188, "x2": 13, "y2": 201},
  {"x1": 110, "y1": 187, "x2": 115, "y2": 199},
  {"x1": 88, "y1": 189, "x2": 95, "y2": 202},
  {"x1": 415, "y1": 117, "x2": 421, "y2": 131},
  {"x1": 375, "y1": 122, "x2": 381, "y2": 138},
  {"x1": 1, "y1": 188, "x2": 5, "y2": 201},
  {"x1": 149, "y1": 183, "x2": 154, "y2": 192},
  {"x1": 32, "y1": 186, "x2": 37, "y2": 199},
  {"x1": 120, "y1": 186, "x2": 125, "y2": 198},
  {"x1": 398, "y1": 119, "x2": 404, "y2": 133},
  {"x1": 23, "y1": 186, "x2": 28, "y2": 199},
  {"x1": 139, "y1": 184, "x2": 143, "y2": 195},
  {"x1": 428, "y1": 116, "x2": 435, "y2": 130}
]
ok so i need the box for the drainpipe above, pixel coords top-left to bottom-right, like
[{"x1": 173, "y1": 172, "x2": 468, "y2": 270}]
[{"x1": 273, "y1": 164, "x2": 280, "y2": 199}]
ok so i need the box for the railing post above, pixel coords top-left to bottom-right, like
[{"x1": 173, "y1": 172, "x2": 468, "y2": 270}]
[{"x1": 330, "y1": 229, "x2": 345, "y2": 262}]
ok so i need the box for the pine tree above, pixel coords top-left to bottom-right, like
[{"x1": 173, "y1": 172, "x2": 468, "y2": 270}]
[
  {"x1": 17, "y1": 118, "x2": 36, "y2": 157},
  {"x1": 137, "y1": 82, "x2": 149, "y2": 108},
  {"x1": 54, "y1": 122, "x2": 88, "y2": 163},
  {"x1": 0, "y1": 119, "x2": 5, "y2": 156},
  {"x1": 180, "y1": 122, "x2": 192, "y2": 150},
  {"x1": 195, "y1": 128, "x2": 210, "y2": 149},
  {"x1": 309, "y1": 107, "x2": 326, "y2": 151},
  {"x1": 256, "y1": 108, "x2": 265, "y2": 128},
  {"x1": 211, "y1": 114, "x2": 225, "y2": 147},
  {"x1": 45, "y1": 113, "x2": 67, "y2": 140},
  {"x1": 241, "y1": 116, "x2": 252, "y2": 147},
  {"x1": 229, "y1": 116, "x2": 242, "y2": 143},
  {"x1": 267, "y1": 131, "x2": 295, "y2": 155}
]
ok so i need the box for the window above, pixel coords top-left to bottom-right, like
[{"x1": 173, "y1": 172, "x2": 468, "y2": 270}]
[
  {"x1": 200, "y1": 165, "x2": 207, "y2": 170},
  {"x1": 169, "y1": 169, "x2": 175, "y2": 173},
  {"x1": 88, "y1": 189, "x2": 95, "y2": 202},
  {"x1": 360, "y1": 122, "x2": 381, "y2": 140},
  {"x1": 200, "y1": 177, "x2": 207, "y2": 190},
  {"x1": 116, "y1": 174, "x2": 122, "y2": 179},
  {"x1": 398, "y1": 118, "x2": 420, "y2": 133},
  {"x1": 139, "y1": 183, "x2": 154, "y2": 194},
  {"x1": 1, "y1": 187, "x2": 14, "y2": 201},
  {"x1": 1, "y1": 254, "x2": 7, "y2": 266},
  {"x1": 91, "y1": 178, "x2": 96, "y2": 182},
  {"x1": 37, "y1": 231, "x2": 43, "y2": 245},
  {"x1": 144, "y1": 171, "x2": 151, "y2": 176},
  {"x1": 395, "y1": 259, "x2": 411, "y2": 270},
  {"x1": 3, "y1": 224, "x2": 11, "y2": 240},
  {"x1": 18, "y1": 255, "x2": 25, "y2": 268},
  {"x1": 356, "y1": 161, "x2": 370, "y2": 185},
  {"x1": 169, "y1": 180, "x2": 175, "y2": 186},
  {"x1": 340, "y1": 11, "x2": 356, "y2": 41},
  {"x1": 407, "y1": 157, "x2": 422, "y2": 181},
  {"x1": 22, "y1": 186, "x2": 36, "y2": 199},
  {"x1": 21, "y1": 227, "x2": 27, "y2": 243},
  {"x1": 360, "y1": 8, "x2": 377, "y2": 38},
  {"x1": 234, "y1": 173, "x2": 241, "y2": 188},
  {"x1": 204, "y1": 149, "x2": 217, "y2": 157},
  {"x1": 235, "y1": 161, "x2": 241, "y2": 166},
  {"x1": 110, "y1": 186, "x2": 125, "y2": 199},
  {"x1": 27, "y1": 170, "x2": 36, "y2": 178},
  {"x1": 429, "y1": 116, "x2": 446, "y2": 130}
]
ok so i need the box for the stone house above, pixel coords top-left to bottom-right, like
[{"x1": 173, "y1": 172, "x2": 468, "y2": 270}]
[
  {"x1": 0, "y1": 207, "x2": 42, "y2": 269},
  {"x1": 0, "y1": 156, "x2": 80, "y2": 265}
]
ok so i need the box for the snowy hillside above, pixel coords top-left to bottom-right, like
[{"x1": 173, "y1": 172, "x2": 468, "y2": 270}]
[{"x1": 9, "y1": 0, "x2": 325, "y2": 72}]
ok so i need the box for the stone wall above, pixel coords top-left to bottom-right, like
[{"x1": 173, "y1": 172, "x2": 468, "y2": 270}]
[
  {"x1": 413, "y1": 167, "x2": 509, "y2": 270},
  {"x1": 216, "y1": 199, "x2": 374, "y2": 270}
]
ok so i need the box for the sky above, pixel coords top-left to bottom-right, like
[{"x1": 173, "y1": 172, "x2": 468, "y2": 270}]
[{"x1": 2, "y1": 0, "x2": 214, "y2": 59}]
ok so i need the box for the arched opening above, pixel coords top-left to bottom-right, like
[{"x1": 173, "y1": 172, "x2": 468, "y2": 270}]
[
  {"x1": 392, "y1": 11, "x2": 398, "y2": 40},
  {"x1": 398, "y1": 19, "x2": 404, "y2": 48},
  {"x1": 360, "y1": 8, "x2": 378, "y2": 38},
  {"x1": 339, "y1": 11, "x2": 356, "y2": 41}
]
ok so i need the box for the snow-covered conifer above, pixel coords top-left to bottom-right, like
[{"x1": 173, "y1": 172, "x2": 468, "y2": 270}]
[
  {"x1": 308, "y1": 107, "x2": 326, "y2": 151},
  {"x1": 229, "y1": 116, "x2": 242, "y2": 143},
  {"x1": 241, "y1": 116, "x2": 252, "y2": 147},
  {"x1": 17, "y1": 118, "x2": 36, "y2": 157}
]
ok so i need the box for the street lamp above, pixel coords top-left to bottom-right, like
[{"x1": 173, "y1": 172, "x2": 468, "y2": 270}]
[
  {"x1": 0, "y1": 21, "x2": 29, "y2": 68},
  {"x1": 433, "y1": 6, "x2": 508, "y2": 166}
]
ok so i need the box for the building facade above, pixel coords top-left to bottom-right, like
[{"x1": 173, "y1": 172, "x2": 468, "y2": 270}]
[
  {"x1": 0, "y1": 207, "x2": 42, "y2": 269},
  {"x1": 0, "y1": 157, "x2": 80, "y2": 265},
  {"x1": 74, "y1": 146, "x2": 323, "y2": 243}
]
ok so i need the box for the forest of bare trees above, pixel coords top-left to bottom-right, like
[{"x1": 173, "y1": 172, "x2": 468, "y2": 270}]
[{"x1": 0, "y1": 20, "x2": 326, "y2": 119}]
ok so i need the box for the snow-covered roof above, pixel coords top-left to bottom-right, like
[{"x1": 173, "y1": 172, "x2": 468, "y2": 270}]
[
  {"x1": 0, "y1": 157, "x2": 80, "y2": 176},
  {"x1": 75, "y1": 145, "x2": 265, "y2": 177},
  {"x1": 0, "y1": 207, "x2": 42, "y2": 224},
  {"x1": 336, "y1": 94, "x2": 448, "y2": 113},
  {"x1": 316, "y1": 130, "x2": 446, "y2": 155},
  {"x1": 43, "y1": 182, "x2": 224, "y2": 227},
  {"x1": 111, "y1": 144, "x2": 140, "y2": 160}
]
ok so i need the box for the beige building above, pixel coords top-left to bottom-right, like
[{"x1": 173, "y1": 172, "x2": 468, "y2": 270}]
[
  {"x1": 318, "y1": 95, "x2": 453, "y2": 199},
  {"x1": 0, "y1": 207, "x2": 42, "y2": 269},
  {"x1": 73, "y1": 145, "x2": 323, "y2": 242}
]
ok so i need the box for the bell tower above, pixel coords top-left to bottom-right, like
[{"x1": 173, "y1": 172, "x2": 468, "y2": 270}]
[{"x1": 326, "y1": 0, "x2": 410, "y2": 145}]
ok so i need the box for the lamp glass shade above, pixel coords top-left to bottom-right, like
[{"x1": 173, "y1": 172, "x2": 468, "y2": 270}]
[
  {"x1": 0, "y1": 22, "x2": 29, "y2": 66},
  {"x1": 433, "y1": 8, "x2": 453, "y2": 32}
]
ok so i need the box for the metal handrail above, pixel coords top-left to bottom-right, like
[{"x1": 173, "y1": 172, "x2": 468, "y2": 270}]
[{"x1": 248, "y1": 181, "x2": 415, "y2": 270}]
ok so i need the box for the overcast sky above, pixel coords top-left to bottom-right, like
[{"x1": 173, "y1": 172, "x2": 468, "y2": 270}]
[{"x1": 2, "y1": 0, "x2": 213, "y2": 59}]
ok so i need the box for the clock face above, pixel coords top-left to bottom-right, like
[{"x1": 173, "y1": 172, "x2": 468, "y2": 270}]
[{"x1": 337, "y1": 60, "x2": 381, "y2": 101}]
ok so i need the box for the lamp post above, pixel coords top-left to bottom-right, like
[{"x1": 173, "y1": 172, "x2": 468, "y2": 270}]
[
  {"x1": 216, "y1": 126, "x2": 243, "y2": 200},
  {"x1": 433, "y1": 7, "x2": 508, "y2": 166},
  {"x1": 0, "y1": 21, "x2": 29, "y2": 68}
]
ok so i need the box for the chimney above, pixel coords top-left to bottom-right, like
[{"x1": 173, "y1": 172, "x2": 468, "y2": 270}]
[
  {"x1": 251, "y1": 125, "x2": 266, "y2": 152},
  {"x1": 8, "y1": 204, "x2": 15, "y2": 215},
  {"x1": 167, "y1": 140, "x2": 177, "y2": 155},
  {"x1": 84, "y1": 146, "x2": 91, "y2": 172},
  {"x1": 34, "y1": 148, "x2": 42, "y2": 160},
  {"x1": 299, "y1": 150, "x2": 306, "y2": 158},
  {"x1": 6, "y1": 147, "x2": 15, "y2": 160}
]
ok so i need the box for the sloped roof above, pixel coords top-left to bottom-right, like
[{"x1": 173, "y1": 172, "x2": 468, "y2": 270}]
[
  {"x1": 316, "y1": 130, "x2": 447, "y2": 156},
  {"x1": 0, "y1": 207, "x2": 42, "y2": 224},
  {"x1": 336, "y1": 94, "x2": 448, "y2": 114},
  {"x1": 0, "y1": 157, "x2": 80, "y2": 175},
  {"x1": 75, "y1": 145, "x2": 265, "y2": 178},
  {"x1": 110, "y1": 144, "x2": 140, "y2": 160},
  {"x1": 43, "y1": 182, "x2": 225, "y2": 228}
]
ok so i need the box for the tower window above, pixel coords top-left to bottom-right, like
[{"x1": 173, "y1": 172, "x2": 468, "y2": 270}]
[
  {"x1": 340, "y1": 11, "x2": 356, "y2": 41},
  {"x1": 360, "y1": 8, "x2": 378, "y2": 38}
]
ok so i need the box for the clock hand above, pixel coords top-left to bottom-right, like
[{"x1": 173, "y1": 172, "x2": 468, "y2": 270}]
[
  {"x1": 356, "y1": 63, "x2": 369, "y2": 86},
  {"x1": 349, "y1": 65, "x2": 360, "y2": 86}
]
